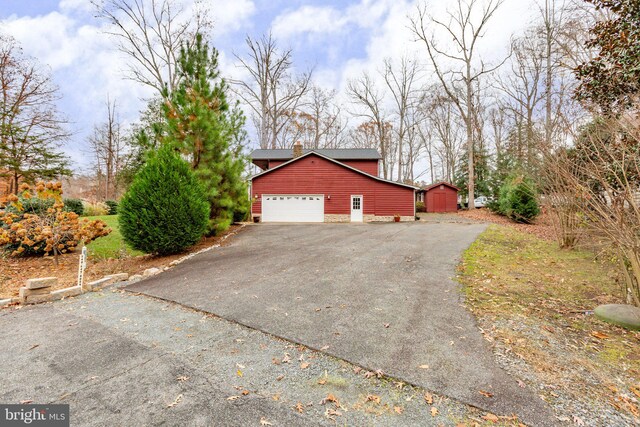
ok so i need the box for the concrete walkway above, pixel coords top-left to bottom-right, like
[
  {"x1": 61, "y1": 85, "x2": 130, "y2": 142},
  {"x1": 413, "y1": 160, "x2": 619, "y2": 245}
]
[{"x1": 127, "y1": 223, "x2": 555, "y2": 426}]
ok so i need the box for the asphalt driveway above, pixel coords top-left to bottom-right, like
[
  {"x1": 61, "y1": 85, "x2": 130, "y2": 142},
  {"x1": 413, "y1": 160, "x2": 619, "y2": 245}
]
[{"x1": 128, "y1": 223, "x2": 555, "y2": 426}]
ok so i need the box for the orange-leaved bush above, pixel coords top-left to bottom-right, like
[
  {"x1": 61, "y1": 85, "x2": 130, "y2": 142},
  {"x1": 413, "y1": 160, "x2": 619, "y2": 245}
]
[{"x1": 0, "y1": 182, "x2": 111, "y2": 264}]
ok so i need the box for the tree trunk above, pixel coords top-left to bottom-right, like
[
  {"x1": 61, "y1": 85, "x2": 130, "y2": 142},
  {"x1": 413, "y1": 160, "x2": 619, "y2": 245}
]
[{"x1": 466, "y1": 63, "x2": 475, "y2": 209}]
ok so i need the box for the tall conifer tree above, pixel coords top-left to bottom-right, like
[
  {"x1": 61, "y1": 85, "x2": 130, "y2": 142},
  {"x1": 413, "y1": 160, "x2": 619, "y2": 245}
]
[{"x1": 161, "y1": 34, "x2": 249, "y2": 234}]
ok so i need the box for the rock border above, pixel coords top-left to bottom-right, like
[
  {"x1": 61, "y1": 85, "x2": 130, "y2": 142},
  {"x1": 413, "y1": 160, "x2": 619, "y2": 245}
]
[
  {"x1": 0, "y1": 224, "x2": 246, "y2": 308},
  {"x1": 0, "y1": 273, "x2": 131, "y2": 308}
]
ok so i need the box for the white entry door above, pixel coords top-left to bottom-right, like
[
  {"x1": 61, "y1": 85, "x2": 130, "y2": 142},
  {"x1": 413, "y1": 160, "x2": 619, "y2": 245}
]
[
  {"x1": 350, "y1": 195, "x2": 363, "y2": 222},
  {"x1": 262, "y1": 195, "x2": 324, "y2": 222}
]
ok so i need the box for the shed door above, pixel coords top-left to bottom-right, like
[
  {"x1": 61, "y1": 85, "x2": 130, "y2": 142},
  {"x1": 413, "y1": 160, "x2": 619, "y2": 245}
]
[
  {"x1": 433, "y1": 192, "x2": 446, "y2": 213},
  {"x1": 262, "y1": 195, "x2": 324, "y2": 222}
]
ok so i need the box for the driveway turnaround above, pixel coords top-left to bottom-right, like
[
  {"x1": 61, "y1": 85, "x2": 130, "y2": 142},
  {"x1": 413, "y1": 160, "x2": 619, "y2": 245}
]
[
  {"x1": 1, "y1": 287, "x2": 499, "y2": 426},
  {"x1": 128, "y1": 223, "x2": 555, "y2": 426}
]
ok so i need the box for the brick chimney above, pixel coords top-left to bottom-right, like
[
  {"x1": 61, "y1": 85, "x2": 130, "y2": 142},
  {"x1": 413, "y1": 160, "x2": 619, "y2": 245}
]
[{"x1": 293, "y1": 141, "x2": 303, "y2": 158}]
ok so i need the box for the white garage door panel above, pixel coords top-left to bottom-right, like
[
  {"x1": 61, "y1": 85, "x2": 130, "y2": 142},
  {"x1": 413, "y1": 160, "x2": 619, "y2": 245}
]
[{"x1": 262, "y1": 195, "x2": 324, "y2": 222}]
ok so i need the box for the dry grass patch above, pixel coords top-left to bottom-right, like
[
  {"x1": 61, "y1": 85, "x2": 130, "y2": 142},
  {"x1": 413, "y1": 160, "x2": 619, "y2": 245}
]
[{"x1": 459, "y1": 225, "x2": 640, "y2": 424}]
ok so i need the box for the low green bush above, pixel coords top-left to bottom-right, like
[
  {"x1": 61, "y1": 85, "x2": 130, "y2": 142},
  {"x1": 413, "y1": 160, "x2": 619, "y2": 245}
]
[
  {"x1": 20, "y1": 197, "x2": 54, "y2": 215},
  {"x1": 63, "y1": 198, "x2": 84, "y2": 216},
  {"x1": 118, "y1": 146, "x2": 209, "y2": 255},
  {"x1": 497, "y1": 174, "x2": 540, "y2": 223},
  {"x1": 105, "y1": 200, "x2": 118, "y2": 215},
  {"x1": 416, "y1": 201, "x2": 426, "y2": 213}
]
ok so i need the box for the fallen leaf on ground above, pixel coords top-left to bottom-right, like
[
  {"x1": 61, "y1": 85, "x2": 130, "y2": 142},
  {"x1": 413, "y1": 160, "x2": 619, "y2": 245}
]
[
  {"x1": 424, "y1": 393, "x2": 433, "y2": 404},
  {"x1": 479, "y1": 390, "x2": 494, "y2": 398},
  {"x1": 418, "y1": 364, "x2": 429, "y2": 369},
  {"x1": 282, "y1": 353, "x2": 291, "y2": 363},
  {"x1": 375, "y1": 369, "x2": 384, "y2": 378},
  {"x1": 300, "y1": 362, "x2": 310, "y2": 369},
  {"x1": 19, "y1": 400, "x2": 33, "y2": 404},
  {"x1": 482, "y1": 413, "x2": 499, "y2": 422},
  {"x1": 590, "y1": 331, "x2": 609, "y2": 339},
  {"x1": 272, "y1": 358, "x2": 281, "y2": 365},
  {"x1": 394, "y1": 406, "x2": 403, "y2": 414},
  {"x1": 321, "y1": 394, "x2": 340, "y2": 406},
  {"x1": 384, "y1": 323, "x2": 390, "y2": 328},
  {"x1": 276, "y1": 375, "x2": 284, "y2": 381},
  {"x1": 260, "y1": 417, "x2": 273, "y2": 426},
  {"x1": 167, "y1": 394, "x2": 183, "y2": 408},
  {"x1": 353, "y1": 366, "x2": 362, "y2": 374},
  {"x1": 320, "y1": 345, "x2": 330, "y2": 351},
  {"x1": 366, "y1": 394, "x2": 381, "y2": 404},
  {"x1": 317, "y1": 378, "x2": 327, "y2": 385},
  {"x1": 630, "y1": 385, "x2": 640, "y2": 399},
  {"x1": 28, "y1": 344, "x2": 39, "y2": 351},
  {"x1": 236, "y1": 363, "x2": 245, "y2": 369},
  {"x1": 226, "y1": 396, "x2": 240, "y2": 401},
  {"x1": 236, "y1": 370, "x2": 243, "y2": 377},
  {"x1": 325, "y1": 408, "x2": 342, "y2": 417},
  {"x1": 242, "y1": 390, "x2": 249, "y2": 396},
  {"x1": 430, "y1": 407, "x2": 438, "y2": 416},
  {"x1": 176, "y1": 376, "x2": 190, "y2": 382}
]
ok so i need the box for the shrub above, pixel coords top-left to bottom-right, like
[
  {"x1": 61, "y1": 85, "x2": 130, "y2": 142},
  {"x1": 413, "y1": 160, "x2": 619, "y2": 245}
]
[
  {"x1": 63, "y1": 198, "x2": 84, "y2": 216},
  {"x1": 416, "y1": 201, "x2": 426, "y2": 213},
  {"x1": 0, "y1": 182, "x2": 111, "y2": 264},
  {"x1": 118, "y1": 146, "x2": 209, "y2": 255},
  {"x1": 20, "y1": 197, "x2": 54, "y2": 215},
  {"x1": 105, "y1": 200, "x2": 118, "y2": 215},
  {"x1": 497, "y1": 175, "x2": 540, "y2": 223},
  {"x1": 83, "y1": 201, "x2": 108, "y2": 216}
]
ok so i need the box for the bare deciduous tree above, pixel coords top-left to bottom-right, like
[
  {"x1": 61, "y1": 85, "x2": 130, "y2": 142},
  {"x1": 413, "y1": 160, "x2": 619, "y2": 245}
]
[
  {"x1": 0, "y1": 35, "x2": 70, "y2": 195},
  {"x1": 88, "y1": 98, "x2": 127, "y2": 200},
  {"x1": 281, "y1": 86, "x2": 347, "y2": 149},
  {"x1": 424, "y1": 91, "x2": 465, "y2": 183},
  {"x1": 551, "y1": 118, "x2": 640, "y2": 306},
  {"x1": 410, "y1": 0, "x2": 507, "y2": 207},
  {"x1": 93, "y1": 0, "x2": 211, "y2": 95},
  {"x1": 347, "y1": 73, "x2": 396, "y2": 179},
  {"x1": 382, "y1": 57, "x2": 421, "y2": 182},
  {"x1": 232, "y1": 33, "x2": 312, "y2": 149}
]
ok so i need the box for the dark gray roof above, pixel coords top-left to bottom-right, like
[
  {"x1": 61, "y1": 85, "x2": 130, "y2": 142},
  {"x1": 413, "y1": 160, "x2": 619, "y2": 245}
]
[{"x1": 250, "y1": 148, "x2": 381, "y2": 160}]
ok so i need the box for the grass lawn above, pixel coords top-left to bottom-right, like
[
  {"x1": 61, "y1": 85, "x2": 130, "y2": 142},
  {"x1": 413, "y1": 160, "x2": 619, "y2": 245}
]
[
  {"x1": 459, "y1": 225, "x2": 640, "y2": 423},
  {"x1": 85, "y1": 215, "x2": 144, "y2": 259}
]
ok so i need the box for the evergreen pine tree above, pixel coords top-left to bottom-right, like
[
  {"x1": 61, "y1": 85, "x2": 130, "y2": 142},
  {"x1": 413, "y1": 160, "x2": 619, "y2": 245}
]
[{"x1": 161, "y1": 33, "x2": 249, "y2": 234}]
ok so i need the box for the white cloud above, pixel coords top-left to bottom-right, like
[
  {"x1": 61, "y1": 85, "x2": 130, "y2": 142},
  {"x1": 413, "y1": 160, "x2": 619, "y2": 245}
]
[
  {"x1": 212, "y1": 0, "x2": 257, "y2": 34},
  {"x1": 271, "y1": 6, "x2": 347, "y2": 39},
  {"x1": 59, "y1": 0, "x2": 94, "y2": 13}
]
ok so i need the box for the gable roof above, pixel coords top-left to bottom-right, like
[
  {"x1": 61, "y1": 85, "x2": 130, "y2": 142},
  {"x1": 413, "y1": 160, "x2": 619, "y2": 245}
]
[
  {"x1": 421, "y1": 181, "x2": 460, "y2": 192},
  {"x1": 250, "y1": 148, "x2": 381, "y2": 161},
  {"x1": 251, "y1": 150, "x2": 417, "y2": 190}
]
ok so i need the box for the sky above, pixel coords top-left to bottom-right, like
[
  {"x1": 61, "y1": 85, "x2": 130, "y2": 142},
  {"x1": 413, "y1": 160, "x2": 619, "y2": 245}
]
[{"x1": 0, "y1": 0, "x2": 539, "y2": 172}]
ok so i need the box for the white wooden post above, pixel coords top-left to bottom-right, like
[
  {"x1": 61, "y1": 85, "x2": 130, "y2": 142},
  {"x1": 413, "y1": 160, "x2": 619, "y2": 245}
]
[{"x1": 77, "y1": 246, "x2": 88, "y2": 290}]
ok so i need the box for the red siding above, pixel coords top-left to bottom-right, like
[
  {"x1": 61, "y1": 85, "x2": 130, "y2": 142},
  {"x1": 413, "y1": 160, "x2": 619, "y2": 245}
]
[
  {"x1": 267, "y1": 159, "x2": 378, "y2": 175},
  {"x1": 340, "y1": 159, "x2": 379, "y2": 176},
  {"x1": 268, "y1": 160, "x2": 286, "y2": 169},
  {"x1": 252, "y1": 155, "x2": 414, "y2": 216},
  {"x1": 425, "y1": 185, "x2": 458, "y2": 213}
]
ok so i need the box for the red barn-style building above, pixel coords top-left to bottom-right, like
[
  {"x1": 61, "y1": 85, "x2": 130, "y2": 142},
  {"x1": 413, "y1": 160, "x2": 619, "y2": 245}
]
[
  {"x1": 250, "y1": 144, "x2": 416, "y2": 223},
  {"x1": 418, "y1": 182, "x2": 459, "y2": 213}
]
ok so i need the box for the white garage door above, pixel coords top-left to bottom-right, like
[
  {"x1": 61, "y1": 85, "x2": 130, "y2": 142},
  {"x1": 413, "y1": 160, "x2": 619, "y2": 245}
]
[{"x1": 262, "y1": 195, "x2": 324, "y2": 222}]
